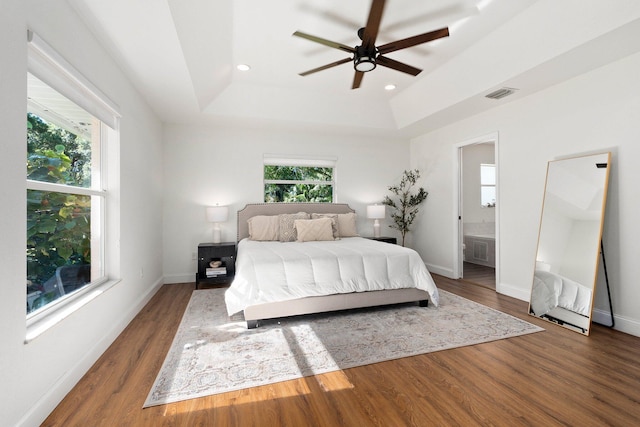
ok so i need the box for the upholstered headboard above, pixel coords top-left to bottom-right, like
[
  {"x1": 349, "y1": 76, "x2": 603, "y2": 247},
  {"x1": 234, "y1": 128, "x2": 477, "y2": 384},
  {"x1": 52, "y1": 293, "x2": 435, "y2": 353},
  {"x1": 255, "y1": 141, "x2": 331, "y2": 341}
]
[{"x1": 236, "y1": 203, "x2": 355, "y2": 241}]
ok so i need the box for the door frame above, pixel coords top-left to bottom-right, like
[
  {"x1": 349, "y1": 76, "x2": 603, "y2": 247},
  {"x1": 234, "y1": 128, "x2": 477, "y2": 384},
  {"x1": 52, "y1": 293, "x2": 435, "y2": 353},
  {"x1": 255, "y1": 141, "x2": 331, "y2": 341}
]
[{"x1": 452, "y1": 132, "x2": 500, "y2": 289}]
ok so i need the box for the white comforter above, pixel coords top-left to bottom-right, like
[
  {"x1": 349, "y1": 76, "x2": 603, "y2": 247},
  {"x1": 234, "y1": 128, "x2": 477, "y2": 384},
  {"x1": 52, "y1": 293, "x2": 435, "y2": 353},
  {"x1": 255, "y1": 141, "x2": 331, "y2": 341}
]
[
  {"x1": 225, "y1": 237, "x2": 439, "y2": 315},
  {"x1": 530, "y1": 270, "x2": 593, "y2": 317}
]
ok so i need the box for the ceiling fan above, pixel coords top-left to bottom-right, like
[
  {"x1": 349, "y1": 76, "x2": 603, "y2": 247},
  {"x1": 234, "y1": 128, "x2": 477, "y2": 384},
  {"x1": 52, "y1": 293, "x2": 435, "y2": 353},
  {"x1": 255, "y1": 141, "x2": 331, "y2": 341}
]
[{"x1": 293, "y1": 0, "x2": 450, "y2": 89}]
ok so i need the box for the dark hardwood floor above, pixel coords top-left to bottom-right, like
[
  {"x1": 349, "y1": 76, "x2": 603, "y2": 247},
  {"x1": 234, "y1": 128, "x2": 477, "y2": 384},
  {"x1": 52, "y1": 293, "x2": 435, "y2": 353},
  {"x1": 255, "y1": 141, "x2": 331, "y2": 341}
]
[
  {"x1": 463, "y1": 262, "x2": 496, "y2": 290},
  {"x1": 42, "y1": 276, "x2": 640, "y2": 427}
]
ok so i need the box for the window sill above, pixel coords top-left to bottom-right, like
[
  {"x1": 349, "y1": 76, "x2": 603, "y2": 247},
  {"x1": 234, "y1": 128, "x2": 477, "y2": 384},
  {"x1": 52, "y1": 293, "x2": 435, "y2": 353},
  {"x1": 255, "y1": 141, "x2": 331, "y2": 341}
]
[{"x1": 25, "y1": 278, "x2": 120, "y2": 344}]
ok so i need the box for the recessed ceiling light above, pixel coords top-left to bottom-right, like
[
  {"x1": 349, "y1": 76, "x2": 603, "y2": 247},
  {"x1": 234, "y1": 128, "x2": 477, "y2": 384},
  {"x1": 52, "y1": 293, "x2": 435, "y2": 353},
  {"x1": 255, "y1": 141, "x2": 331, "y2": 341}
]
[
  {"x1": 384, "y1": 84, "x2": 396, "y2": 91},
  {"x1": 236, "y1": 64, "x2": 251, "y2": 71}
]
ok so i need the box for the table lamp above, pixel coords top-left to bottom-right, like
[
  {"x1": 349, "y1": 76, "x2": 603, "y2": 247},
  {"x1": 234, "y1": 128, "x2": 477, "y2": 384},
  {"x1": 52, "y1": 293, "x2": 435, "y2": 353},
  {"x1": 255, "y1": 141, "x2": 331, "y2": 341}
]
[
  {"x1": 366, "y1": 204, "x2": 385, "y2": 238},
  {"x1": 206, "y1": 205, "x2": 229, "y2": 243}
]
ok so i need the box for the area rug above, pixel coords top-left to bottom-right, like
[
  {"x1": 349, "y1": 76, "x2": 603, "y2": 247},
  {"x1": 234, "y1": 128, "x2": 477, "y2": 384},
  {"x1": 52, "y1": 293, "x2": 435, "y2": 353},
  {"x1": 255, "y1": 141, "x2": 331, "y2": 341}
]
[{"x1": 144, "y1": 288, "x2": 543, "y2": 407}]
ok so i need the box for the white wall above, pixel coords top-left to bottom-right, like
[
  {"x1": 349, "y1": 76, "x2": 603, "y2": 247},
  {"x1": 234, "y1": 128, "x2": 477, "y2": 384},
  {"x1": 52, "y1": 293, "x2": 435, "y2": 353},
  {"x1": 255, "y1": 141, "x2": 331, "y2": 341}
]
[
  {"x1": 162, "y1": 123, "x2": 411, "y2": 283},
  {"x1": 0, "y1": 1, "x2": 164, "y2": 426},
  {"x1": 410, "y1": 50, "x2": 640, "y2": 337}
]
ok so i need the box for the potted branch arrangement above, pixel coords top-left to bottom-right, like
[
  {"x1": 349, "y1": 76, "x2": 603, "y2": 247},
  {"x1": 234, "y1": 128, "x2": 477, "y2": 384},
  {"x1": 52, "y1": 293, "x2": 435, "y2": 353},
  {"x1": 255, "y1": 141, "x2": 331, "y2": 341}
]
[{"x1": 382, "y1": 169, "x2": 428, "y2": 247}]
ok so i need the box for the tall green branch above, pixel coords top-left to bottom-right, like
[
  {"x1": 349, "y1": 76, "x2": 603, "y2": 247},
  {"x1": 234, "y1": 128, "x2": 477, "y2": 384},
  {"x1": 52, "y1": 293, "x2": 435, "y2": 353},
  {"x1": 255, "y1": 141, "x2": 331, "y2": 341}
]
[{"x1": 382, "y1": 169, "x2": 428, "y2": 246}]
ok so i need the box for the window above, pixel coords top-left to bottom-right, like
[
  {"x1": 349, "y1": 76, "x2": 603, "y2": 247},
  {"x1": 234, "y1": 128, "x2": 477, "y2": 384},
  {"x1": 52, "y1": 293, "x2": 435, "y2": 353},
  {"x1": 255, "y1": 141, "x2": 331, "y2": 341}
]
[
  {"x1": 26, "y1": 31, "x2": 119, "y2": 320},
  {"x1": 480, "y1": 163, "x2": 496, "y2": 207},
  {"x1": 263, "y1": 155, "x2": 336, "y2": 203}
]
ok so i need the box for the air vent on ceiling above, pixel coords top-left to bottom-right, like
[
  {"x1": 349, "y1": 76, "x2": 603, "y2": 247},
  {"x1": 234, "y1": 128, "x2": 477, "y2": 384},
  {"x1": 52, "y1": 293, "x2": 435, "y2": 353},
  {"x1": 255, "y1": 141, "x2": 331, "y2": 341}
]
[{"x1": 485, "y1": 87, "x2": 518, "y2": 100}]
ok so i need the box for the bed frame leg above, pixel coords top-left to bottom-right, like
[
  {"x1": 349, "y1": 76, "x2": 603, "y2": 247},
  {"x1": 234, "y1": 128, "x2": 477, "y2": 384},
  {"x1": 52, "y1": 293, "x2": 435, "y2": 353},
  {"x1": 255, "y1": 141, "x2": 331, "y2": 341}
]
[
  {"x1": 419, "y1": 300, "x2": 429, "y2": 307},
  {"x1": 247, "y1": 320, "x2": 258, "y2": 329}
]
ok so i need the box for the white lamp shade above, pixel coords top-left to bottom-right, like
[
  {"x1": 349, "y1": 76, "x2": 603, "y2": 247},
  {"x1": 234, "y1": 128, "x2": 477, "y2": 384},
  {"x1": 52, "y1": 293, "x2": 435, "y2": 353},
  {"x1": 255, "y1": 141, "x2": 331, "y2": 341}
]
[
  {"x1": 206, "y1": 206, "x2": 229, "y2": 223},
  {"x1": 366, "y1": 204, "x2": 386, "y2": 219}
]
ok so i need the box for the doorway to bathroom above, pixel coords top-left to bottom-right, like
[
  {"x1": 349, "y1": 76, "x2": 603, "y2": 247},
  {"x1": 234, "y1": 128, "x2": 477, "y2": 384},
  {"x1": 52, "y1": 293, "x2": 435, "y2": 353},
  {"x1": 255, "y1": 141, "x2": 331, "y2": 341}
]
[{"x1": 454, "y1": 135, "x2": 498, "y2": 290}]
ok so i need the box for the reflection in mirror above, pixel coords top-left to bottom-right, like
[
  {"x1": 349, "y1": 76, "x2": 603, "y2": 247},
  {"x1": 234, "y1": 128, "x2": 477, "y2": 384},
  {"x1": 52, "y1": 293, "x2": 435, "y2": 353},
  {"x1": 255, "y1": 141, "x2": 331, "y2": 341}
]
[{"x1": 528, "y1": 152, "x2": 611, "y2": 335}]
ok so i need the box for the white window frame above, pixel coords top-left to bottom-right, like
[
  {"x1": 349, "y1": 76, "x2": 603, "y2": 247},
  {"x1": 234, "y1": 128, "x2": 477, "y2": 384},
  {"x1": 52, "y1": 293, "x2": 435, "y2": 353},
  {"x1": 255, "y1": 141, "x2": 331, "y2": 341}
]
[
  {"x1": 263, "y1": 154, "x2": 337, "y2": 203},
  {"x1": 25, "y1": 31, "x2": 121, "y2": 341},
  {"x1": 480, "y1": 163, "x2": 496, "y2": 207}
]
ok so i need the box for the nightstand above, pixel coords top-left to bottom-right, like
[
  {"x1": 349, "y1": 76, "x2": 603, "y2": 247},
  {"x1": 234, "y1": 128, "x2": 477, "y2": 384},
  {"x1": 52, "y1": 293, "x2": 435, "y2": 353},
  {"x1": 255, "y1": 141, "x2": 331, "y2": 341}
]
[
  {"x1": 367, "y1": 236, "x2": 397, "y2": 244},
  {"x1": 195, "y1": 242, "x2": 236, "y2": 289}
]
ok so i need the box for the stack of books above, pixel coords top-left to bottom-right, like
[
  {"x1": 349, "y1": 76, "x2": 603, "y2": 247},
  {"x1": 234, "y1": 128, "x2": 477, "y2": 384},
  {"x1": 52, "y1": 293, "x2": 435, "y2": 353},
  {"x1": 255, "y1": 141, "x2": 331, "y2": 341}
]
[{"x1": 206, "y1": 266, "x2": 227, "y2": 278}]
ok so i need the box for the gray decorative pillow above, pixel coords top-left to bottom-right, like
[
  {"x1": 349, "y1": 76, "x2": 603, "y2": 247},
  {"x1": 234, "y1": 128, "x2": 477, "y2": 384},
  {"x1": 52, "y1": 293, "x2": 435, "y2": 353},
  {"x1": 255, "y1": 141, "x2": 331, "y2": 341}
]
[
  {"x1": 310, "y1": 213, "x2": 340, "y2": 238},
  {"x1": 278, "y1": 212, "x2": 310, "y2": 242}
]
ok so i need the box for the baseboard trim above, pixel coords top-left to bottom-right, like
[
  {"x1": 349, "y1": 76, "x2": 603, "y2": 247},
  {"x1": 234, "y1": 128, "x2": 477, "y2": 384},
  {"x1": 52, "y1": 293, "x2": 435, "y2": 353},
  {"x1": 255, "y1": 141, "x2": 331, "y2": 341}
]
[
  {"x1": 496, "y1": 281, "x2": 530, "y2": 302},
  {"x1": 164, "y1": 273, "x2": 196, "y2": 284},
  {"x1": 18, "y1": 276, "x2": 164, "y2": 427},
  {"x1": 425, "y1": 263, "x2": 454, "y2": 279},
  {"x1": 591, "y1": 308, "x2": 614, "y2": 327},
  {"x1": 592, "y1": 308, "x2": 640, "y2": 337}
]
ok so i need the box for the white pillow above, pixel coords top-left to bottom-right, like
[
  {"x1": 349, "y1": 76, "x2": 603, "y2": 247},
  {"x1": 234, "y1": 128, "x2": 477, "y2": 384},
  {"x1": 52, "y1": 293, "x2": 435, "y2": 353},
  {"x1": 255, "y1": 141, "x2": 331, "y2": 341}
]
[
  {"x1": 337, "y1": 212, "x2": 358, "y2": 237},
  {"x1": 247, "y1": 215, "x2": 279, "y2": 241},
  {"x1": 294, "y1": 218, "x2": 335, "y2": 242}
]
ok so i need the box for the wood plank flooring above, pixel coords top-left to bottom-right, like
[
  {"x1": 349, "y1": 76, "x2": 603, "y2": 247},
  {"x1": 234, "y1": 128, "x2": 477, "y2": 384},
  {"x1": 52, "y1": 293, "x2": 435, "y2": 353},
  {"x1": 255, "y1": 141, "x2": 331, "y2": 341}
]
[
  {"x1": 463, "y1": 262, "x2": 496, "y2": 290},
  {"x1": 42, "y1": 276, "x2": 640, "y2": 427}
]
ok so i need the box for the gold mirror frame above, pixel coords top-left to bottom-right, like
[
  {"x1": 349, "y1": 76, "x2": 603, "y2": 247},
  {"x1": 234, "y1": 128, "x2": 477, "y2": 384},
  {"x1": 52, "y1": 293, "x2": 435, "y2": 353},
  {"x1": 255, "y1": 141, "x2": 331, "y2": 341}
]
[{"x1": 528, "y1": 152, "x2": 611, "y2": 335}]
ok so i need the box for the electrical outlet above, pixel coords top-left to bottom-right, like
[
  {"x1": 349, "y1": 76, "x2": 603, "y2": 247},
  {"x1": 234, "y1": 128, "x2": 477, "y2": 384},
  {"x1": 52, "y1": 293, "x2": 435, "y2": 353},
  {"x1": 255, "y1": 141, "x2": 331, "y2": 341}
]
[{"x1": 192, "y1": 252, "x2": 197, "y2": 261}]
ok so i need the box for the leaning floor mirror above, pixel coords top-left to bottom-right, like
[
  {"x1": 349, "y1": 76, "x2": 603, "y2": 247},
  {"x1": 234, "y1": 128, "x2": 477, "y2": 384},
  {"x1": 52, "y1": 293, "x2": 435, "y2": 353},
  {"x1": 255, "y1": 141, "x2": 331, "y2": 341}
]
[{"x1": 528, "y1": 152, "x2": 611, "y2": 335}]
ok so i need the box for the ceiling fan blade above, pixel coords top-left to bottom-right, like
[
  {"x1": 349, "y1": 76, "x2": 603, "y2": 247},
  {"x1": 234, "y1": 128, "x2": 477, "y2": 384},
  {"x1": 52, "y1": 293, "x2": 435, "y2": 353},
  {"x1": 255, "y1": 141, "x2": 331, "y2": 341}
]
[
  {"x1": 377, "y1": 27, "x2": 449, "y2": 55},
  {"x1": 299, "y1": 58, "x2": 352, "y2": 76},
  {"x1": 377, "y1": 56, "x2": 422, "y2": 76},
  {"x1": 293, "y1": 31, "x2": 355, "y2": 54},
  {"x1": 384, "y1": 5, "x2": 478, "y2": 33},
  {"x1": 361, "y1": 0, "x2": 386, "y2": 50},
  {"x1": 298, "y1": 4, "x2": 362, "y2": 31},
  {"x1": 352, "y1": 71, "x2": 365, "y2": 89}
]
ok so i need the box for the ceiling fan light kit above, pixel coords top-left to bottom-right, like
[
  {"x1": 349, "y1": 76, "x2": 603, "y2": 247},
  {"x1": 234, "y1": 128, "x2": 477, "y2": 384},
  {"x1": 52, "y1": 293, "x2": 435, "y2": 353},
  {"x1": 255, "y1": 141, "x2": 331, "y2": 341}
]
[
  {"x1": 354, "y1": 46, "x2": 377, "y2": 72},
  {"x1": 293, "y1": 0, "x2": 450, "y2": 89}
]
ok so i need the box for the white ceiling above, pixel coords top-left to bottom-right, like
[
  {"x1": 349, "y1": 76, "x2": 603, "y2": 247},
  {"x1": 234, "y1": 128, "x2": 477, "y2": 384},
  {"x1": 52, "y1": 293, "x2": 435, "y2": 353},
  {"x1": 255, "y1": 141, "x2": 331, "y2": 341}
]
[{"x1": 67, "y1": 0, "x2": 640, "y2": 136}]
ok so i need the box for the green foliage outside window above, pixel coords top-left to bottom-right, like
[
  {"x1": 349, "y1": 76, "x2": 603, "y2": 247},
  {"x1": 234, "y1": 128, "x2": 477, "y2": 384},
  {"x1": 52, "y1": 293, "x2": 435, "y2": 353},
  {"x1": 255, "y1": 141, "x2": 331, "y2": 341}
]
[
  {"x1": 264, "y1": 165, "x2": 333, "y2": 202},
  {"x1": 27, "y1": 113, "x2": 91, "y2": 187},
  {"x1": 27, "y1": 113, "x2": 92, "y2": 312}
]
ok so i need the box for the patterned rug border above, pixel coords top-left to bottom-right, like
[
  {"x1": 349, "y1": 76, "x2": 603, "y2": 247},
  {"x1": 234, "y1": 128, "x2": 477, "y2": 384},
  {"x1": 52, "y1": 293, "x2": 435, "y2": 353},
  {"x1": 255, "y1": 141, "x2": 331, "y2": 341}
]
[{"x1": 144, "y1": 288, "x2": 543, "y2": 407}]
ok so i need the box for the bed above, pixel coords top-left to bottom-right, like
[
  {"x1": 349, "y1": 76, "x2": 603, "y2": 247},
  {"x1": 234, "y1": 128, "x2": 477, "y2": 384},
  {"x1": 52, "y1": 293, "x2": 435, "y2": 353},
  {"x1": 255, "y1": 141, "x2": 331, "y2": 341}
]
[
  {"x1": 224, "y1": 203, "x2": 439, "y2": 328},
  {"x1": 530, "y1": 269, "x2": 593, "y2": 332}
]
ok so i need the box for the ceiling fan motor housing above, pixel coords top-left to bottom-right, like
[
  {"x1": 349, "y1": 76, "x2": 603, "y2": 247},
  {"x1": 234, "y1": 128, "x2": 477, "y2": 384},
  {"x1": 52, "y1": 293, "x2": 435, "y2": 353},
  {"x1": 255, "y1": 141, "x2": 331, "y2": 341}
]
[{"x1": 354, "y1": 45, "x2": 378, "y2": 72}]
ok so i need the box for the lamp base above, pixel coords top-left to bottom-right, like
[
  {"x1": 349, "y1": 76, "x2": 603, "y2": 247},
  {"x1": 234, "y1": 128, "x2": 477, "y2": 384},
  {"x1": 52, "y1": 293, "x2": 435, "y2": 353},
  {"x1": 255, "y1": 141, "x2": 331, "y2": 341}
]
[
  {"x1": 213, "y1": 224, "x2": 221, "y2": 244},
  {"x1": 373, "y1": 220, "x2": 381, "y2": 238}
]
